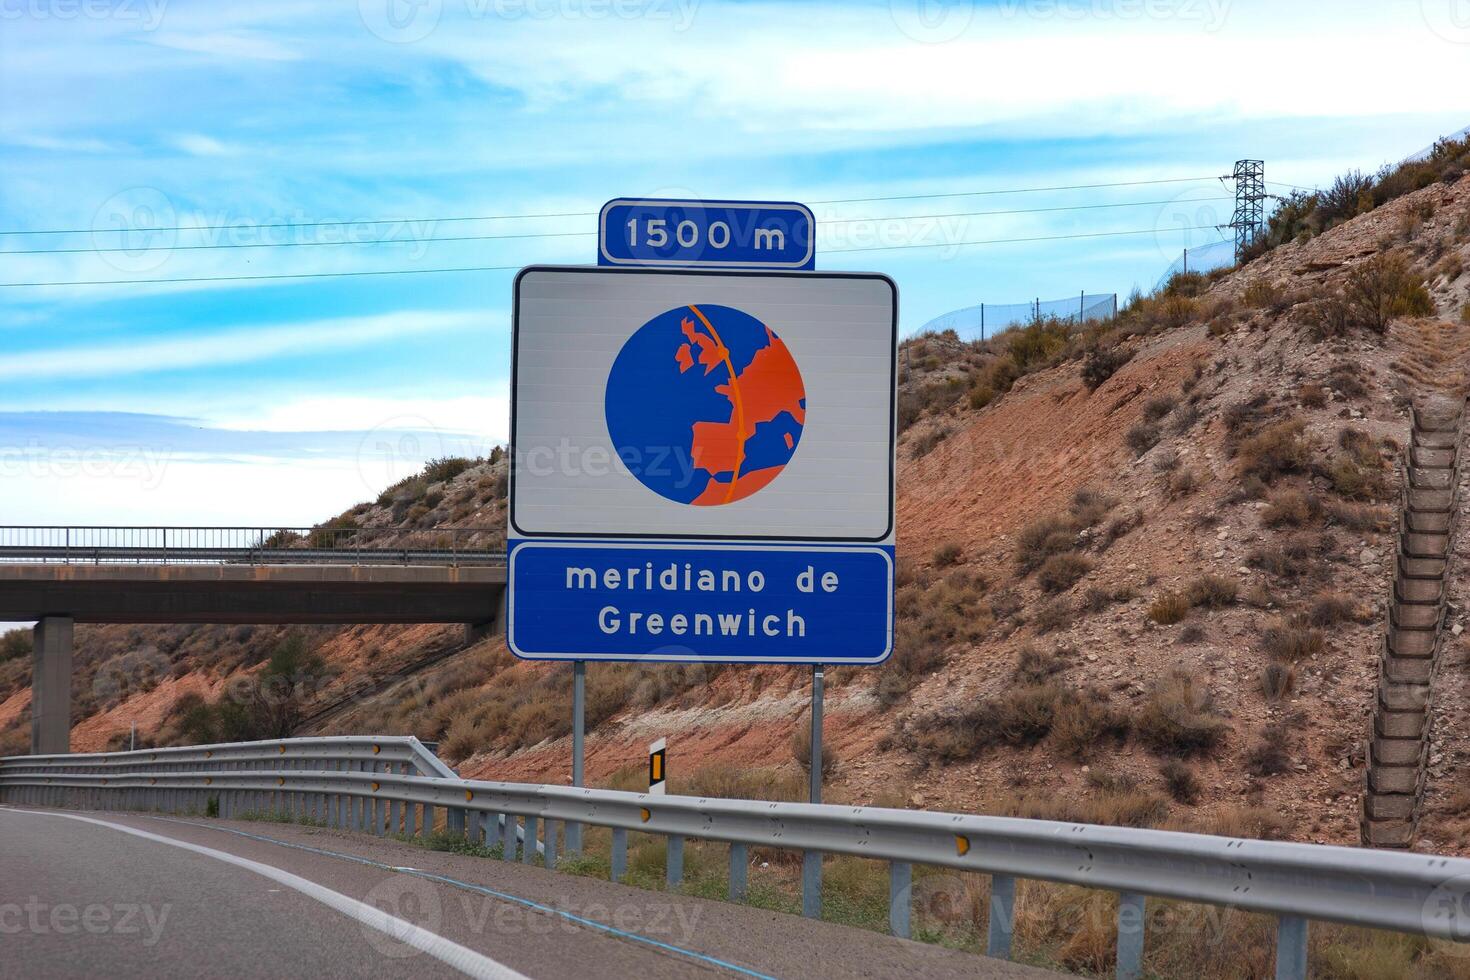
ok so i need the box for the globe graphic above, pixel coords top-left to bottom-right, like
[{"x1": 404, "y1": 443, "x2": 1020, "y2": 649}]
[{"x1": 605, "y1": 303, "x2": 806, "y2": 506}]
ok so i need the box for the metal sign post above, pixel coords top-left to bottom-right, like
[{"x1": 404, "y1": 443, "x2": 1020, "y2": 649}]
[
  {"x1": 809, "y1": 665, "x2": 823, "y2": 804},
  {"x1": 569, "y1": 659, "x2": 585, "y2": 853}
]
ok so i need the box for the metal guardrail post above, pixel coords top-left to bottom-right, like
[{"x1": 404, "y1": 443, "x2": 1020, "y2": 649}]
[
  {"x1": 611, "y1": 827, "x2": 627, "y2": 882},
  {"x1": 667, "y1": 835, "x2": 684, "y2": 889},
  {"x1": 522, "y1": 816, "x2": 539, "y2": 865},
  {"x1": 889, "y1": 861, "x2": 911, "y2": 939},
  {"x1": 545, "y1": 821, "x2": 558, "y2": 871},
  {"x1": 802, "y1": 851, "x2": 822, "y2": 919},
  {"x1": 728, "y1": 843, "x2": 748, "y2": 901},
  {"x1": 502, "y1": 818, "x2": 519, "y2": 862},
  {"x1": 1275, "y1": 916, "x2": 1308, "y2": 980},
  {"x1": 987, "y1": 874, "x2": 1016, "y2": 959},
  {"x1": 1116, "y1": 891, "x2": 1146, "y2": 979}
]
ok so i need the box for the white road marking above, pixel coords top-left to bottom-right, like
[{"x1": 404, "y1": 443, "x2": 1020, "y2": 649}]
[{"x1": 1, "y1": 808, "x2": 531, "y2": 980}]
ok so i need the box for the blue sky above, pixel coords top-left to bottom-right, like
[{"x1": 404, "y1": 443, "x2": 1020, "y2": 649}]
[{"x1": 1, "y1": 0, "x2": 1468, "y2": 530}]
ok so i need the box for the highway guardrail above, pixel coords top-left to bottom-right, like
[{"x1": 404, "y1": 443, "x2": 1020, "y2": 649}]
[{"x1": 6, "y1": 736, "x2": 1470, "y2": 979}]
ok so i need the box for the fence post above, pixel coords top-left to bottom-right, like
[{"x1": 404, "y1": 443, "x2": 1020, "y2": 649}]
[
  {"x1": 1080, "y1": 289, "x2": 1085, "y2": 323},
  {"x1": 981, "y1": 302, "x2": 985, "y2": 341}
]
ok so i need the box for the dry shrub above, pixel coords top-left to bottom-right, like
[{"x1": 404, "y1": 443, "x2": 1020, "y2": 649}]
[
  {"x1": 1152, "y1": 448, "x2": 1180, "y2": 473},
  {"x1": 932, "y1": 541, "x2": 962, "y2": 566},
  {"x1": 1015, "y1": 515, "x2": 1078, "y2": 573},
  {"x1": 1168, "y1": 467, "x2": 1199, "y2": 497},
  {"x1": 1260, "y1": 662, "x2": 1296, "y2": 701},
  {"x1": 1012, "y1": 643, "x2": 1069, "y2": 684},
  {"x1": 1260, "y1": 615, "x2": 1325, "y2": 660},
  {"x1": 1125, "y1": 421, "x2": 1161, "y2": 456},
  {"x1": 1037, "y1": 552, "x2": 1093, "y2": 593},
  {"x1": 881, "y1": 573, "x2": 990, "y2": 704},
  {"x1": 1143, "y1": 394, "x2": 1178, "y2": 422},
  {"x1": 900, "y1": 684, "x2": 1063, "y2": 762},
  {"x1": 1170, "y1": 403, "x2": 1202, "y2": 435},
  {"x1": 1069, "y1": 487, "x2": 1117, "y2": 527},
  {"x1": 790, "y1": 721, "x2": 839, "y2": 781},
  {"x1": 1237, "y1": 420, "x2": 1312, "y2": 482},
  {"x1": 1082, "y1": 345, "x2": 1130, "y2": 391},
  {"x1": 1245, "y1": 736, "x2": 1291, "y2": 777},
  {"x1": 1032, "y1": 597, "x2": 1076, "y2": 634},
  {"x1": 1242, "y1": 279, "x2": 1281, "y2": 308},
  {"x1": 1261, "y1": 488, "x2": 1322, "y2": 527},
  {"x1": 1148, "y1": 591, "x2": 1191, "y2": 625},
  {"x1": 1184, "y1": 574, "x2": 1238, "y2": 609},
  {"x1": 1050, "y1": 688, "x2": 1130, "y2": 760},
  {"x1": 1160, "y1": 759, "x2": 1200, "y2": 804},
  {"x1": 1247, "y1": 536, "x2": 1315, "y2": 580},
  {"x1": 1326, "y1": 455, "x2": 1388, "y2": 501},
  {"x1": 1304, "y1": 253, "x2": 1434, "y2": 336},
  {"x1": 1081, "y1": 584, "x2": 1134, "y2": 613},
  {"x1": 1322, "y1": 498, "x2": 1391, "y2": 531},
  {"x1": 1136, "y1": 671, "x2": 1227, "y2": 756},
  {"x1": 1297, "y1": 381, "x2": 1328, "y2": 408},
  {"x1": 1328, "y1": 361, "x2": 1368, "y2": 398},
  {"x1": 1308, "y1": 592, "x2": 1366, "y2": 627}
]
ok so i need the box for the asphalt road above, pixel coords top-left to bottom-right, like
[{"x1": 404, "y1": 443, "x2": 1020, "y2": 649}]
[{"x1": 0, "y1": 806, "x2": 1070, "y2": 979}]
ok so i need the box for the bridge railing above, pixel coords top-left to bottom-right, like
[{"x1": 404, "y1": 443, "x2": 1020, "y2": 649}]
[
  {"x1": 0, "y1": 526, "x2": 506, "y2": 565},
  {"x1": 5, "y1": 737, "x2": 1470, "y2": 979}
]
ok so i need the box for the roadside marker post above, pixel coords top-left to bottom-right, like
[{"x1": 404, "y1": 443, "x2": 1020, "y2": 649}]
[{"x1": 649, "y1": 738, "x2": 667, "y2": 796}]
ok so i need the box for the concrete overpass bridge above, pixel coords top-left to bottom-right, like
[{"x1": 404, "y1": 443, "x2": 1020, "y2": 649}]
[{"x1": 0, "y1": 526, "x2": 506, "y2": 755}]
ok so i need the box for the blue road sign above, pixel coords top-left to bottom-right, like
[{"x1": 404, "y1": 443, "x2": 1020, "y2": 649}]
[
  {"x1": 599, "y1": 198, "x2": 815, "y2": 270},
  {"x1": 507, "y1": 264, "x2": 896, "y2": 665},
  {"x1": 508, "y1": 542, "x2": 893, "y2": 664}
]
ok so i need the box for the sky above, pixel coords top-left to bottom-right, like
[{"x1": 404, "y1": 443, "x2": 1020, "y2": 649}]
[{"x1": 1, "y1": 0, "x2": 1468, "y2": 537}]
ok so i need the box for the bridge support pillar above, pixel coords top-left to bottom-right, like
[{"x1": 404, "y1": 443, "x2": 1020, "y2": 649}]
[{"x1": 31, "y1": 616, "x2": 74, "y2": 755}]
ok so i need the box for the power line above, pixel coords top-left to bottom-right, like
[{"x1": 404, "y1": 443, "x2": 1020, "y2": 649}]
[
  {"x1": 2, "y1": 197, "x2": 1234, "y2": 256},
  {"x1": 0, "y1": 176, "x2": 1224, "y2": 238},
  {"x1": 0, "y1": 224, "x2": 1220, "y2": 288}
]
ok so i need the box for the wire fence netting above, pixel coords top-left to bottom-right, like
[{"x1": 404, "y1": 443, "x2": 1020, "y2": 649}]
[{"x1": 916, "y1": 292, "x2": 1116, "y2": 342}]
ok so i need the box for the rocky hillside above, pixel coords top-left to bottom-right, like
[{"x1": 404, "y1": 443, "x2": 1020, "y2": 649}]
[{"x1": 5, "y1": 139, "x2": 1470, "y2": 855}]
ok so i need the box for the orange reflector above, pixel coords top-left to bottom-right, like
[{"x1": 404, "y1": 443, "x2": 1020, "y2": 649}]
[
  {"x1": 465, "y1": 790, "x2": 474, "y2": 802},
  {"x1": 372, "y1": 782, "x2": 381, "y2": 792},
  {"x1": 278, "y1": 745, "x2": 286, "y2": 754},
  {"x1": 955, "y1": 835, "x2": 970, "y2": 856},
  {"x1": 373, "y1": 745, "x2": 381, "y2": 755},
  {"x1": 277, "y1": 777, "x2": 285, "y2": 786},
  {"x1": 640, "y1": 808, "x2": 651, "y2": 822},
  {"x1": 205, "y1": 778, "x2": 213, "y2": 785},
  {"x1": 150, "y1": 778, "x2": 157, "y2": 785},
  {"x1": 204, "y1": 751, "x2": 213, "y2": 759}
]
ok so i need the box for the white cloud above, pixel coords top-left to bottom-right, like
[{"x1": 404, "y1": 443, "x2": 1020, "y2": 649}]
[
  {"x1": 171, "y1": 134, "x2": 235, "y2": 156},
  {"x1": 148, "y1": 31, "x2": 302, "y2": 62},
  {"x1": 0, "y1": 310, "x2": 487, "y2": 382}
]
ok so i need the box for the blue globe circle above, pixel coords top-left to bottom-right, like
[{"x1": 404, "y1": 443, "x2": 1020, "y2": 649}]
[{"x1": 605, "y1": 303, "x2": 806, "y2": 506}]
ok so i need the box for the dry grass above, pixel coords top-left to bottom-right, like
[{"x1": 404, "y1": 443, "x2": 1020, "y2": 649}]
[
  {"x1": 1260, "y1": 615, "x2": 1326, "y2": 661},
  {"x1": 1262, "y1": 488, "x2": 1322, "y2": 527},
  {"x1": 1160, "y1": 759, "x2": 1200, "y2": 804},
  {"x1": 1015, "y1": 515, "x2": 1079, "y2": 573},
  {"x1": 1260, "y1": 662, "x2": 1297, "y2": 701},
  {"x1": 1237, "y1": 420, "x2": 1313, "y2": 482},
  {"x1": 1032, "y1": 597, "x2": 1076, "y2": 634},
  {"x1": 1148, "y1": 591, "x2": 1191, "y2": 625},
  {"x1": 932, "y1": 540, "x2": 963, "y2": 567},
  {"x1": 1136, "y1": 671, "x2": 1227, "y2": 757},
  {"x1": 1037, "y1": 553, "x2": 1093, "y2": 593},
  {"x1": 1184, "y1": 574, "x2": 1238, "y2": 609},
  {"x1": 1297, "y1": 381, "x2": 1328, "y2": 407},
  {"x1": 1126, "y1": 421, "x2": 1161, "y2": 456}
]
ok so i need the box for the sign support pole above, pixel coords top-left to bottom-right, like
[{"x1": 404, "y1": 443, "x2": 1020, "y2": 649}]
[
  {"x1": 802, "y1": 663, "x2": 826, "y2": 919},
  {"x1": 809, "y1": 664, "x2": 823, "y2": 804},
  {"x1": 570, "y1": 659, "x2": 585, "y2": 853}
]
